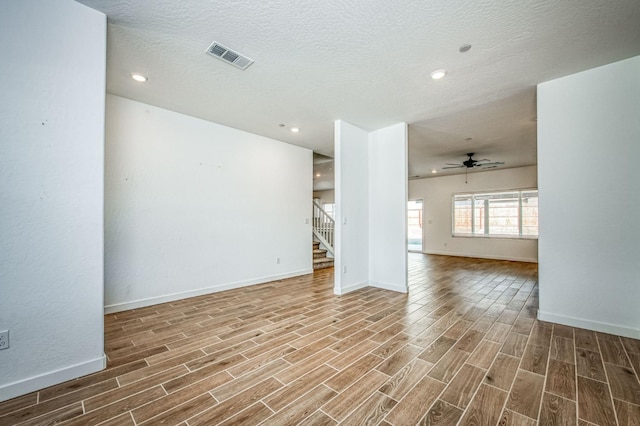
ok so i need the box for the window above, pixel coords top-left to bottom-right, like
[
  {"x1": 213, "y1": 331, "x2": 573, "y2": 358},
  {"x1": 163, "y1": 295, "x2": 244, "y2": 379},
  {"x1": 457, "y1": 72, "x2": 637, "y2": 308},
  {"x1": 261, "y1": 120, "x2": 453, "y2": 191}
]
[
  {"x1": 323, "y1": 203, "x2": 335, "y2": 219},
  {"x1": 452, "y1": 190, "x2": 538, "y2": 238}
]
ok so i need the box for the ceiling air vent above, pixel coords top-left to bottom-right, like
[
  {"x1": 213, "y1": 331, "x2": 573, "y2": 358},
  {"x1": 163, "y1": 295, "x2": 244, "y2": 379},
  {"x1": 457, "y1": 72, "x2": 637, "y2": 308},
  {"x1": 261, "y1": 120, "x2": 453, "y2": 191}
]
[{"x1": 206, "y1": 41, "x2": 254, "y2": 70}]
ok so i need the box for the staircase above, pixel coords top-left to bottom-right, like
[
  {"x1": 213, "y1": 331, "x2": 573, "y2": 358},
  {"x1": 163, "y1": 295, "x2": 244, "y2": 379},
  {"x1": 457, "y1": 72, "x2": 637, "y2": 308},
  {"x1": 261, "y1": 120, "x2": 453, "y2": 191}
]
[
  {"x1": 313, "y1": 241, "x2": 334, "y2": 270},
  {"x1": 312, "y1": 200, "x2": 334, "y2": 270}
]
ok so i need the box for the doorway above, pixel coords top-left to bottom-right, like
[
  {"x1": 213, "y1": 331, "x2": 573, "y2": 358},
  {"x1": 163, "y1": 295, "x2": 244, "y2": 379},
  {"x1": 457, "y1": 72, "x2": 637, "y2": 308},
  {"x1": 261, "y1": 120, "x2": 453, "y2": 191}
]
[{"x1": 408, "y1": 199, "x2": 423, "y2": 252}]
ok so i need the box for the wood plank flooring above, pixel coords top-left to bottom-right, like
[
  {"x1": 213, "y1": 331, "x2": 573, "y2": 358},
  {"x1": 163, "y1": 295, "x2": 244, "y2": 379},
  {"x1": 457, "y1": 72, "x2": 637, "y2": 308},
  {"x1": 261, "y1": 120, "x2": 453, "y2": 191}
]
[{"x1": 1, "y1": 253, "x2": 639, "y2": 425}]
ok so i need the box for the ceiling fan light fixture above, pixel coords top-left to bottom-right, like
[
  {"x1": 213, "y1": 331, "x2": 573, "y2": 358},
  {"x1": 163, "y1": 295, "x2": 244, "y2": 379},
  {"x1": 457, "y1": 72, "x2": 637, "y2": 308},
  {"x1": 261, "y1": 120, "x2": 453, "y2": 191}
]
[{"x1": 430, "y1": 69, "x2": 446, "y2": 80}]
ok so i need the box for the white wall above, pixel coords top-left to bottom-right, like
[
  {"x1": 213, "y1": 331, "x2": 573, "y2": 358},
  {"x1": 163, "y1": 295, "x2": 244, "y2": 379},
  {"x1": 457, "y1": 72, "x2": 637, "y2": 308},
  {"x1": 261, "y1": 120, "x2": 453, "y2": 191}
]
[
  {"x1": 538, "y1": 55, "x2": 640, "y2": 339},
  {"x1": 409, "y1": 166, "x2": 538, "y2": 262},
  {"x1": 0, "y1": 0, "x2": 106, "y2": 401},
  {"x1": 334, "y1": 121, "x2": 370, "y2": 294},
  {"x1": 334, "y1": 121, "x2": 408, "y2": 294},
  {"x1": 369, "y1": 124, "x2": 408, "y2": 292},
  {"x1": 313, "y1": 189, "x2": 335, "y2": 204},
  {"x1": 105, "y1": 95, "x2": 312, "y2": 312}
]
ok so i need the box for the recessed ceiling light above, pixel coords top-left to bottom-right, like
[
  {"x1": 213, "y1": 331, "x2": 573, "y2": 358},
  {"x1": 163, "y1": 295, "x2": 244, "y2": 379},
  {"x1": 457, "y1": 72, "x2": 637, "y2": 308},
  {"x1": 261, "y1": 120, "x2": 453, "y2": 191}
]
[
  {"x1": 431, "y1": 169, "x2": 437, "y2": 174},
  {"x1": 315, "y1": 173, "x2": 321, "y2": 177},
  {"x1": 459, "y1": 44, "x2": 472, "y2": 53},
  {"x1": 430, "y1": 69, "x2": 446, "y2": 80},
  {"x1": 291, "y1": 127, "x2": 300, "y2": 133},
  {"x1": 131, "y1": 73, "x2": 148, "y2": 82},
  {"x1": 278, "y1": 123, "x2": 286, "y2": 127},
  {"x1": 466, "y1": 137, "x2": 473, "y2": 141}
]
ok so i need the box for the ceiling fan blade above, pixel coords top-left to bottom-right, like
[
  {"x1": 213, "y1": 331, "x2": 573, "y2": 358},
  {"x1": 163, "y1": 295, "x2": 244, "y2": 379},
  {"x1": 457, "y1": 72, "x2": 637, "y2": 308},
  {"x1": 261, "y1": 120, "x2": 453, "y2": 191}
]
[
  {"x1": 476, "y1": 159, "x2": 491, "y2": 162},
  {"x1": 442, "y1": 165, "x2": 464, "y2": 169},
  {"x1": 445, "y1": 163, "x2": 462, "y2": 166},
  {"x1": 480, "y1": 162, "x2": 504, "y2": 167}
]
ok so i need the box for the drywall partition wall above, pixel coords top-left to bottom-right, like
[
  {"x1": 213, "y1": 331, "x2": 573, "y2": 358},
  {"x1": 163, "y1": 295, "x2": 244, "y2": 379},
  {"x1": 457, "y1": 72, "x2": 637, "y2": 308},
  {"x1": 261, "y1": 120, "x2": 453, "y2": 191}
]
[
  {"x1": 334, "y1": 121, "x2": 370, "y2": 294},
  {"x1": 369, "y1": 123, "x2": 408, "y2": 292},
  {"x1": 0, "y1": 0, "x2": 106, "y2": 401},
  {"x1": 105, "y1": 95, "x2": 312, "y2": 312},
  {"x1": 409, "y1": 166, "x2": 538, "y2": 262},
  {"x1": 537, "y1": 56, "x2": 640, "y2": 339}
]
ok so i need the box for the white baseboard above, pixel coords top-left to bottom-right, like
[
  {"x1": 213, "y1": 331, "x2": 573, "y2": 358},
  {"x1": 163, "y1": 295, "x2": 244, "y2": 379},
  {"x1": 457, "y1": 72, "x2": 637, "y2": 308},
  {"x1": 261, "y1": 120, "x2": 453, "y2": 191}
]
[
  {"x1": 369, "y1": 280, "x2": 407, "y2": 294},
  {"x1": 0, "y1": 354, "x2": 106, "y2": 403},
  {"x1": 334, "y1": 280, "x2": 368, "y2": 295},
  {"x1": 105, "y1": 269, "x2": 313, "y2": 314},
  {"x1": 423, "y1": 250, "x2": 538, "y2": 263},
  {"x1": 538, "y1": 310, "x2": 640, "y2": 339}
]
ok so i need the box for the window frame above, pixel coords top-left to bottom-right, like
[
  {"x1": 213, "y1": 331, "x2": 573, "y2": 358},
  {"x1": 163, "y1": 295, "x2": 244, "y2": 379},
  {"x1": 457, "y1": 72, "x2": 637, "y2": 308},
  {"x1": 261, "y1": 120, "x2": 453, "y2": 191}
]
[
  {"x1": 451, "y1": 188, "x2": 538, "y2": 240},
  {"x1": 322, "y1": 203, "x2": 335, "y2": 219}
]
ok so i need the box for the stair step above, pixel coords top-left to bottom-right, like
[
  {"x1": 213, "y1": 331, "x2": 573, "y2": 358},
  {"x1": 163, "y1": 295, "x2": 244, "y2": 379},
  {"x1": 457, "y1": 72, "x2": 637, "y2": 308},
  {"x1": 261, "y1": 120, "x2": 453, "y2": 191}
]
[
  {"x1": 313, "y1": 257, "x2": 334, "y2": 270},
  {"x1": 313, "y1": 248, "x2": 327, "y2": 259},
  {"x1": 312, "y1": 240, "x2": 332, "y2": 269}
]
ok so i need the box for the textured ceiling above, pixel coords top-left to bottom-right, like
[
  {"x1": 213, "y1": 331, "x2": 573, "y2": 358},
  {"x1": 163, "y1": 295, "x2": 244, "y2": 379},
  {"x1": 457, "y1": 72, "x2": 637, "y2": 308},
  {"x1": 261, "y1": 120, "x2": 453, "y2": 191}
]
[{"x1": 77, "y1": 0, "x2": 640, "y2": 185}]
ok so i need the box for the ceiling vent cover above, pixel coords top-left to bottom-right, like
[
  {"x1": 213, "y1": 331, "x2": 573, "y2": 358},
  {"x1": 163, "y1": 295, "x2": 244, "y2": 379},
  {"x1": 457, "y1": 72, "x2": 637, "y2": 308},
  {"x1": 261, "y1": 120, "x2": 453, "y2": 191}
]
[{"x1": 206, "y1": 41, "x2": 254, "y2": 70}]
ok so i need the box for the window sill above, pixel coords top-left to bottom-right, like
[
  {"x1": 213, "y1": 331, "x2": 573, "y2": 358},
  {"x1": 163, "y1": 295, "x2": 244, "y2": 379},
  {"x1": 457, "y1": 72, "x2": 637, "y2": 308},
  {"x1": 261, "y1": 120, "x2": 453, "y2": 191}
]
[{"x1": 452, "y1": 234, "x2": 538, "y2": 241}]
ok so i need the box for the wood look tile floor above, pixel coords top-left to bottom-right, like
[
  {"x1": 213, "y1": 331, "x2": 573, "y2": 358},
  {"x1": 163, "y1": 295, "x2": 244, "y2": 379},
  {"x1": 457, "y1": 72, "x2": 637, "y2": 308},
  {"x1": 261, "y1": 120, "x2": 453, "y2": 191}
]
[{"x1": 2, "y1": 253, "x2": 640, "y2": 425}]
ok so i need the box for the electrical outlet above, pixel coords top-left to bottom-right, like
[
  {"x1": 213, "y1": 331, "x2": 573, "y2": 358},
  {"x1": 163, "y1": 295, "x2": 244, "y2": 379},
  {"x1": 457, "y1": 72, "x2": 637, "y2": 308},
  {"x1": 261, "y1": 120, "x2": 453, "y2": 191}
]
[
  {"x1": 343, "y1": 265, "x2": 347, "y2": 274},
  {"x1": 276, "y1": 257, "x2": 280, "y2": 264},
  {"x1": 0, "y1": 330, "x2": 9, "y2": 350}
]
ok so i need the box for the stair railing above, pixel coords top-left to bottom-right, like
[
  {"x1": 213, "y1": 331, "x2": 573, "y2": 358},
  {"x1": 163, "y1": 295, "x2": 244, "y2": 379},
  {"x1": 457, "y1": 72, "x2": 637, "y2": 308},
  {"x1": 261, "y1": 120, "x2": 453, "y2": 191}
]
[{"x1": 312, "y1": 200, "x2": 334, "y2": 256}]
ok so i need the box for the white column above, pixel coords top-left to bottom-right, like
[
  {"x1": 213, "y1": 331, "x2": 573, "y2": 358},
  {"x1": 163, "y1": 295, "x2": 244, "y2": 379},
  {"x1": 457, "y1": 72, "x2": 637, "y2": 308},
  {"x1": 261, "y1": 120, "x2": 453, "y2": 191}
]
[
  {"x1": 333, "y1": 120, "x2": 408, "y2": 295},
  {"x1": 334, "y1": 120, "x2": 370, "y2": 294},
  {"x1": 369, "y1": 123, "x2": 408, "y2": 293}
]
